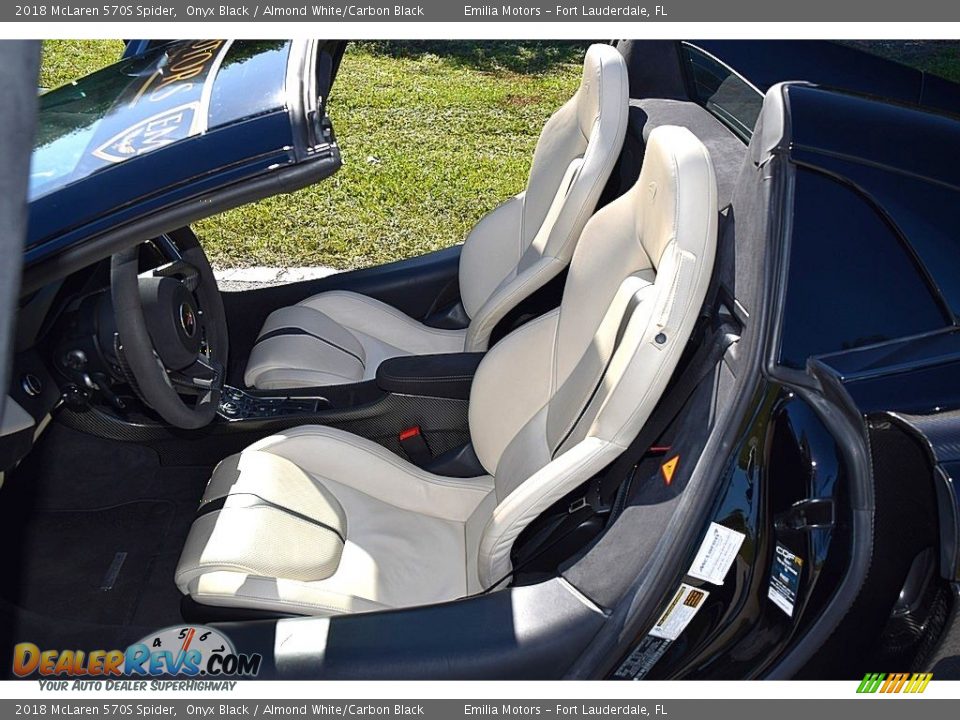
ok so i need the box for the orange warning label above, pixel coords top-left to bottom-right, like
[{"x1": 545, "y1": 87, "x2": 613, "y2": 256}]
[{"x1": 661, "y1": 455, "x2": 680, "y2": 485}]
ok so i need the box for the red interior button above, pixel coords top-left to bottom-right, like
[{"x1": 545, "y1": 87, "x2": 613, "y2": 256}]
[{"x1": 399, "y1": 426, "x2": 422, "y2": 441}]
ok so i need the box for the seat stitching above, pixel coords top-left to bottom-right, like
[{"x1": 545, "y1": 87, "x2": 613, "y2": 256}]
[
  {"x1": 257, "y1": 368, "x2": 359, "y2": 384},
  {"x1": 484, "y1": 441, "x2": 608, "y2": 583},
  {"x1": 556, "y1": 65, "x2": 629, "y2": 264},
  {"x1": 468, "y1": 63, "x2": 624, "y2": 354},
  {"x1": 550, "y1": 281, "x2": 651, "y2": 457},
  {"x1": 544, "y1": 51, "x2": 628, "y2": 279},
  {"x1": 380, "y1": 374, "x2": 475, "y2": 383},
  {"x1": 199, "y1": 493, "x2": 345, "y2": 544},
  {"x1": 256, "y1": 326, "x2": 365, "y2": 367},
  {"x1": 468, "y1": 257, "x2": 563, "y2": 350},
  {"x1": 608, "y1": 141, "x2": 716, "y2": 445},
  {"x1": 199, "y1": 505, "x2": 346, "y2": 547},
  {"x1": 306, "y1": 291, "x2": 468, "y2": 341}
]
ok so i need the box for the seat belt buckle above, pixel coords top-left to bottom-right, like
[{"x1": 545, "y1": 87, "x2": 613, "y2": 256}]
[
  {"x1": 568, "y1": 497, "x2": 588, "y2": 514},
  {"x1": 398, "y1": 425, "x2": 432, "y2": 466},
  {"x1": 569, "y1": 480, "x2": 610, "y2": 515}
]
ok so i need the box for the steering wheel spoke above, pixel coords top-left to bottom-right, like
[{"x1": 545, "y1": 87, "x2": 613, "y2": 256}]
[
  {"x1": 169, "y1": 354, "x2": 224, "y2": 396},
  {"x1": 152, "y1": 259, "x2": 201, "y2": 292},
  {"x1": 152, "y1": 232, "x2": 204, "y2": 291}
]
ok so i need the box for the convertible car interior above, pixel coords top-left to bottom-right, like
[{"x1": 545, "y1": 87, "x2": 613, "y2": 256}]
[
  {"x1": 1, "y1": 37, "x2": 753, "y2": 659},
  {"x1": 17, "y1": 38, "x2": 953, "y2": 679},
  {"x1": 175, "y1": 123, "x2": 717, "y2": 616}
]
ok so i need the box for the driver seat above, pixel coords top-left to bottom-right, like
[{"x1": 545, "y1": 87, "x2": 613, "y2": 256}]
[
  {"x1": 175, "y1": 126, "x2": 718, "y2": 616},
  {"x1": 243, "y1": 43, "x2": 629, "y2": 390}
]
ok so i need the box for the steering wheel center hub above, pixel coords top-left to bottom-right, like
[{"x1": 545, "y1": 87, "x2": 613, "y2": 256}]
[
  {"x1": 138, "y1": 276, "x2": 202, "y2": 370},
  {"x1": 179, "y1": 301, "x2": 197, "y2": 338}
]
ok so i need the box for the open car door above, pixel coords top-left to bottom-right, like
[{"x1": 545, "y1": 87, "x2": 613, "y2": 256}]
[{"x1": 23, "y1": 40, "x2": 345, "y2": 294}]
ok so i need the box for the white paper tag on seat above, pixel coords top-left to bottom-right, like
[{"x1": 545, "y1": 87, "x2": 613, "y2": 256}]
[{"x1": 687, "y1": 521, "x2": 746, "y2": 585}]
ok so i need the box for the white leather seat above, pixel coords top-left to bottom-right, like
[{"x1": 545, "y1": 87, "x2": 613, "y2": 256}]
[
  {"x1": 177, "y1": 126, "x2": 718, "y2": 616},
  {"x1": 244, "y1": 43, "x2": 629, "y2": 389}
]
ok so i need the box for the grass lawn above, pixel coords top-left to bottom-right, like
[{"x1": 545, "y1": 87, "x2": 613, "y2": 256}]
[
  {"x1": 40, "y1": 40, "x2": 960, "y2": 270},
  {"x1": 40, "y1": 40, "x2": 586, "y2": 270},
  {"x1": 842, "y1": 41, "x2": 960, "y2": 84}
]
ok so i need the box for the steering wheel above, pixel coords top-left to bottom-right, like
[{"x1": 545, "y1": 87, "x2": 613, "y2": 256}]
[{"x1": 110, "y1": 228, "x2": 229, "y2": 430}]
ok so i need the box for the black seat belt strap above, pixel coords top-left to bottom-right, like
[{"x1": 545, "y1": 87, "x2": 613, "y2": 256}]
[
  {"x1": 481, "y1": 320, "x2": 738, "y2": 596},
  {"x1": 588, "y1": 320, "x2": 740, "y2": 512}
]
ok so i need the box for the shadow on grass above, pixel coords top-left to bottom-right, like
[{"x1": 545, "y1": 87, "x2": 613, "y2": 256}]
[{"x1": 352, "y1": 40, "x2": 595, "y2": 75}]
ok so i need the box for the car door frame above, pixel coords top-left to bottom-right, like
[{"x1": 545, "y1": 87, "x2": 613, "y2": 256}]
[{"x1": 0, "y1": 41, "x2": 41, "y2": 429}]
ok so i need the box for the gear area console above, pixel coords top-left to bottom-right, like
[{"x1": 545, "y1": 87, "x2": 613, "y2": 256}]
[
  {"x1": 218, "y1": 386, "x2": 329, "y2": 420},
  {"x1": 48, "y1": 352, "x2": 484, "y2": 470}
]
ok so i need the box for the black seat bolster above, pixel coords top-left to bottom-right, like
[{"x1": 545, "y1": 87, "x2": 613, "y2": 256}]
[{"x1": 375, "y1": 353, "x2": 485, "y2": 400}]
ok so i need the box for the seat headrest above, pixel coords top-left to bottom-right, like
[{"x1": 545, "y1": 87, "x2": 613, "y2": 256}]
[
  {"x1": 635, "y1": 125, "x2": 717, "y2": 268},
  {"x1": 577, "y1": 43, "x2": 628, "y2": 138}
]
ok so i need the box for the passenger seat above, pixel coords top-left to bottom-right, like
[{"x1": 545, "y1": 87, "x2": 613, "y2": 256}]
[{"x1": 244, "y1": 43, "x2": 629, "y2": 389}]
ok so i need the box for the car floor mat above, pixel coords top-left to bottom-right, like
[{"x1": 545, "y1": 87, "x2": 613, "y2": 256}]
[{"x1": 0, "y1": 500, "x2": 177, "y2": 627}]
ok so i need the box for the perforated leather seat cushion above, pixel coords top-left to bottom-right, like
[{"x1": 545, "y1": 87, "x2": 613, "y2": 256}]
[
  {"x1": 178, "y1": 452, "x2": 347, "y2": 584},
  {"x1": 177, "y1": 426, "x2": 496, "y2": 616}
]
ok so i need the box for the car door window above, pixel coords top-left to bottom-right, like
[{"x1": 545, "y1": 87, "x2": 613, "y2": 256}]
[
  {"x1": 681, "y1": 43, "x2": 763, "y2": 141},
  {"x1": 778, "y1": 168, "x2": 950, "y2": 368}
]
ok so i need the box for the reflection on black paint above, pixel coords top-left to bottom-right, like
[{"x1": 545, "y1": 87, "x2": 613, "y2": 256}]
[{"x1": 779, "y1": 168, "x2": 948, "y2": 369}]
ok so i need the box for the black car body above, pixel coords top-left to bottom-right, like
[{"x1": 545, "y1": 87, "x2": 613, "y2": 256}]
[{"x1": 1, "y1": 39, "x2": 959, "y2": 680}]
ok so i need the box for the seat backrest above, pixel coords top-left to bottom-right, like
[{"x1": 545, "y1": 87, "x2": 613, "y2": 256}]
[
  {"x1": 467, "y1": 125, "x2": 719, "y2": 586},
  {"x1": 458, "y1": 44, "x2": 629, "y2": 352}
]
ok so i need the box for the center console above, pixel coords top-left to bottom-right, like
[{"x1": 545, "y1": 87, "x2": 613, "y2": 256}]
[
  {"x1": 218, "y1": 387, "x2": 330, "y2": 420},
  {"x1": 54, "y1": 351, "x2": 489, "y2": 473},
  {"x1": 216, "y1": 352, "x2": 486, "y2": 422}
]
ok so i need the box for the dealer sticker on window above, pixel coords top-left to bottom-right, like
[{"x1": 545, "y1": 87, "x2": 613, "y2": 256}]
[
  {"x1": 687, "y1": 522, "x2": 746, "y2": 585},
  {"x1": 768, "y1": 542, "x2": 803, "y2": 617},
  {"x1": 649, "y1": 583, "x2": 710, "y2": 640}
]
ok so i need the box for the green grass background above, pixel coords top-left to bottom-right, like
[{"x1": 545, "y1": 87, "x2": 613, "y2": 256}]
[
  {"x1": 41, "y1": 40, "x2": 586, "y2": 270},
  {"x1": 40, "y1": 40, "x2": 960, "y2": 270}
]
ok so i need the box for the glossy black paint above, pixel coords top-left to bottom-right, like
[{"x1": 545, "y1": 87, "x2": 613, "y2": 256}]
[
  {"x1": 618, "y1": 40, "x2": 960, "y2": 143},
  {"x1": 827, "y1": 358, "x2": 960, "y2": 417},
  {"x1": 778, "y1": 85, "x2": 960, "y2": 371},
  {"x1": 778, "y1": 167, "x2": 949, "y2": 368},
  {"x1": 786, "y1": 84, "x2": 960, "y2": 319},
  {"x1": 816, "y1": 330, "x2": 960, "y2": 415},
  {"x1": 614, "y1": 386, "x2": 850, "y2": 679},
  {"x1": 693, "y1": 40, "x2": 960, "y2": 117}
]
